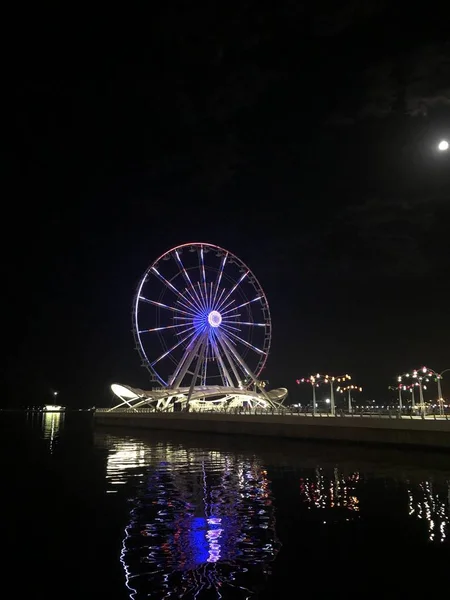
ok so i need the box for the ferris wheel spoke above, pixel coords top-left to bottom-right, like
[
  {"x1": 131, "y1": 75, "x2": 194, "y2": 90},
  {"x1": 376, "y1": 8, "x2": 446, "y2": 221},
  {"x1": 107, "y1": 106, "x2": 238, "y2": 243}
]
[
  {"x1": 211, "y1": 253, "x2": 228, "y2": 308},
  {"x1": 216, "y1": 271, "x2": 249, "y2": 313},
  {"x1": 139, "y1": 322, "x2": 196, "y2": 334},
  {"x1": 173, "y1": 250, "x2": 205, "y2": 312},
  {"x1": 219, "y1": 327, "x2": 267, "y2": 356},
  {"x1": 207, "y1": 282, "x2": 214, "y2": 312},
  {"x1": 196, "y1": 281, "x2": 208, "y2": 311},
  {"x1": 184, "y1": 285, "x2": 204, "y2": 314},
  {"x1": 222, "y1": 321, "x2": 266, "y2": 327},
  {"x1": 150, "y1": 266, "x2": 200, "y2": 314},
  {"x1": 214, "y1": 287, "x2": 226, "y2": 310},
  {"x1": 199, "y1": 246, "x2": 208, "y2": 307},
  {"x1": 174, "y1": 324, "x2": 198, "y2": 337},
  {"x1": 217, "y1": 298, "x2": 236, "y2": 315},
  {"x1": 176, "y1": 297, "x2": 198, "y2": 315},
  {"x1": 150, "y1": 328, "x2": 197, "y2": 367},
  {"x1": 220, "y1": 323, "x2": 241, "y2": 332},
  {"x1": 221, "y1": 296, "x2": 263, "y2": 317},
  {"x1": 220, "y1": 311, "x2": 240, "y2": 321},
  {"x1": 138, "y1": 297, "x2": 194, "y2": 318},
  {"x1": 221, "y1": 313, "x2": 241, "y2": 321}
]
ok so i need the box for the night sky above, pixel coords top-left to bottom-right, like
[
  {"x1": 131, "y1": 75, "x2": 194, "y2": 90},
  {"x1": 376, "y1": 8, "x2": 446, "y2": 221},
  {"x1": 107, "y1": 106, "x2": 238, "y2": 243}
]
[{"x1": 7, "y1": 3, "x2": 450, "y2": 407}]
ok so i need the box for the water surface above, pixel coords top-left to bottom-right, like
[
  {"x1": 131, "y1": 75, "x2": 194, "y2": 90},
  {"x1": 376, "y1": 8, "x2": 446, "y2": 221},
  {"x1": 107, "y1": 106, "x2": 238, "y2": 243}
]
[{"x1": 2, "y1": 412, "x2": 449, "y2": 598}]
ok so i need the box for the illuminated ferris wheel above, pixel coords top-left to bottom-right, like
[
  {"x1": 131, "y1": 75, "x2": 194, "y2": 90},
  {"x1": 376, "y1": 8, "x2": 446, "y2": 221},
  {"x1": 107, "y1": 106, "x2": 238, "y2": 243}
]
[{"x1": 132, "y1": 243, "x2": 272, "y2": 394}]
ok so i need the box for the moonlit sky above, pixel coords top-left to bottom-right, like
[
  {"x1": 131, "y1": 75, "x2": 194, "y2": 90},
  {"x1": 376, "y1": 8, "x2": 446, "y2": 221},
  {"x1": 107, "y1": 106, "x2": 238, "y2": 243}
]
[{"x1": 6, "y1": 3, "x2": 450, "y2": 407}]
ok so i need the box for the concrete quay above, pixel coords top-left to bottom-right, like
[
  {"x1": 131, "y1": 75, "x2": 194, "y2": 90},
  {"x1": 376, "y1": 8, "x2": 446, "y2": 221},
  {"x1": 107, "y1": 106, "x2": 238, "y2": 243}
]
[{"x1": 94, "y1": 410, "x2": 450, "y2": 450}]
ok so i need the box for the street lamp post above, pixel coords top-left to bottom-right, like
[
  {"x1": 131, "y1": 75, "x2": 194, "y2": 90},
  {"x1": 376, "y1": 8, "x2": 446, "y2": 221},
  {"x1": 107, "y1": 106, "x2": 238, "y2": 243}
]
[
  {"x1": 401, "y1": 366, "x2": 449, "y2": 417},
  {"x1": 337, "y1": 385, "x2": 362, "y2": 414},
  {"x1": 296, "y1": 373, "x2": 352, "y2": 416},
  {"x1": 415, "y1": 373, "x2": 426, "y2": 417},
  {"x1": 296, "y1": 376, "x2": 319, "y2": 415},
  {"x1": 411, "y1": 384, "x2": 416, "y2": 408},
  {"x1": 389, "y1": 382, "x2": 404, "y2": 412},
  {"x1": 410, "y1": 366, "x2": 450, "y2": 416},
  {"x1": 323, "y1": 375, "x2": 352, "y2": 416},
  {"x1": 436, "y1": 371, "x2": 449, "y2": 415},
  {"x1": 422, "y1": 367, "x2": 449, "y2": 416},
  {"x1": 396, "y1": 372, "x2": 422, "y2": 413},
  {"x1": 400, "y1": 369, "x2": 428, "y2": 415}
]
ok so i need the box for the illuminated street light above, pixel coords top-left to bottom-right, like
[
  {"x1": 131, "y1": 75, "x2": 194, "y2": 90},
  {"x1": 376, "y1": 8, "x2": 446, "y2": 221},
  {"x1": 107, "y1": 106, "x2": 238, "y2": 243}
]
[
  {"x1": 436, "y1": 369, "x2": 450, "y2": 415},
  {"x1": 322, "y1": 374, "x2": 351, "y2": 416},
  {"x1": 296, "y1": 376, "x2": 320, "y2": 415},
  {"x1": 396, "y1": 373, "x2": 420, "y2": 410},
  {"x1": 389, "y1": 381, "x2": 417, "y2": 412},
  {"x1": 401, "y1": 366, "x2": 440, "y2": 416},
  {"x1": 416, "y1": 367, "x2": 450, "y2": 416},
  {"x1": 389, "y1": 380, "x2": 406, "y2": 412},
  {"x1": 438, "y1": 140, "x2": 449, "y2": 151},
  {"x1": 297, "y1": 374, "x2": 351, "y2": 416},
  {"x1": 337, "y1": 384, "x2": 362, "y2": 414}
]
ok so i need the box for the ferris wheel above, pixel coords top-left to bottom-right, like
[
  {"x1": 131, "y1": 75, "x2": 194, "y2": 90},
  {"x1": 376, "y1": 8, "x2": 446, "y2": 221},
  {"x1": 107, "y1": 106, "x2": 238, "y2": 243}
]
[{"x1": 132, "y1": 243, "x2": 272, "y2": 394}]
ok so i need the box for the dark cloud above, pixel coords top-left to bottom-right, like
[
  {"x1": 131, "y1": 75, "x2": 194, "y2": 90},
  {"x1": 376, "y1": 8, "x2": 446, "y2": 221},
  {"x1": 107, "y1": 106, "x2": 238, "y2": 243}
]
[
  {"x1": 330, "y1": 42, "x2": 450, "y2": 123},
  {"x1": 294, "y1": 196, "x2": 450, "y2": 279}
]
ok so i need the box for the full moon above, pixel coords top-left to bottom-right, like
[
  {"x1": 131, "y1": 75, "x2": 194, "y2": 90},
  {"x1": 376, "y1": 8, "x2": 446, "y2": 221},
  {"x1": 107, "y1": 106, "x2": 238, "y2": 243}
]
[{"x1": 438, "y1": 140, "x2": 449, "y2": 151}]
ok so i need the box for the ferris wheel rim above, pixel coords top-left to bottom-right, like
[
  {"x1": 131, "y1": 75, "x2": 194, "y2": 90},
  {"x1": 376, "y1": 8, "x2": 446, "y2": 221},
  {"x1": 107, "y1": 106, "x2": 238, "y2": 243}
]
[{"x1": 131, "y1": 242, "x2": 272, "y2": 388}]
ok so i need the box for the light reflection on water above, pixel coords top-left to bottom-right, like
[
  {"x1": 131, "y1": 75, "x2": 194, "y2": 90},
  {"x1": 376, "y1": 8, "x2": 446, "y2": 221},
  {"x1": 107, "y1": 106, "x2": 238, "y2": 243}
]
[
  {"x1": 299, "y1": 467, "x2": 361, "y2": 517},
  {"x1": 298, "y1": 468, "x2": 449, "y2": 542},
  {"x1": 97, "y1": 432, "x2": 450, "y2": 599},
  {"x1": 102, "y1": 436, "x2": 280, "y2": 598},
  {"x1": 27, "y1": 411, "x2": 65, "y2": 453},
  {"x1": 408, "y1": 480, "x2": 449, "y2": 543}
]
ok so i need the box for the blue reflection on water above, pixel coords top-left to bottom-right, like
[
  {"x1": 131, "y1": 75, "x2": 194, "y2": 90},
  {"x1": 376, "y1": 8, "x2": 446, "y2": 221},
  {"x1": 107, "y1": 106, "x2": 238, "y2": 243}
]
[
  {"x1": 190, "y1": 517, "x2": 215, "y2": 566},
  {"x1": 116, "y1": 448, "x2": 280, "y2": 599},
  {"x1": 103, "y1": 435, "x2": 450, "y2": 599}
]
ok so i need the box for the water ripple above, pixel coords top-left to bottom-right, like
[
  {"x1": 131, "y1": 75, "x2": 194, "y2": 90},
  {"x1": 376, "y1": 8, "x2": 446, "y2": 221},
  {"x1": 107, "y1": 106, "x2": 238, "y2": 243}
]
[
  {"x1": 98, "y1": 432, "x2": 450, "y2": 598},
  {"x1": 101, "y1": 435, "x2": 281, "y2": 598}
]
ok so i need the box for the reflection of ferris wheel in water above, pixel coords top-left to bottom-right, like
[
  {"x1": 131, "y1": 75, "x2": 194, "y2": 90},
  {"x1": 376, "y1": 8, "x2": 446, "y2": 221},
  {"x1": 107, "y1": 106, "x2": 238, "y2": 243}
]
[{"x1": 132, "y1": 242, "x2": 272, "y2": 393}]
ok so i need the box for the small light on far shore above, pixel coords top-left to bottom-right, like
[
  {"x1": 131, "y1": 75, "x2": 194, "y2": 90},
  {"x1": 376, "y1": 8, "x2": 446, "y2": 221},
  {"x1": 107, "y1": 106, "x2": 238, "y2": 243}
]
[{"x1": 438, "y1": 140, "x2": 449, "y2": 151}]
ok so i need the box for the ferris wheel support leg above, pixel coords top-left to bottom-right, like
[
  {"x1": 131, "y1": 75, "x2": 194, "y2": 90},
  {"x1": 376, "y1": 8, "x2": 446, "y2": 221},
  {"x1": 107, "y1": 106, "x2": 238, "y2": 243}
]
[
  {"x1": 210, "y1": 339, "x2": 234, "y2": 387},
  {"x1": 215, "y1": 334, "x2": 243, "y2": 388},
  {"x1": 170, "y1": 333, "x2": 205, "y2": 389},
  {"x1": 186, "y1": 336, "x2": 208, "y2": 409},
  {"x1": 168, "y1": 336, "x2": 198, "y2": 387},
  {"x1": 219, "y1": 333, "x2": 274, "y2": 406}
]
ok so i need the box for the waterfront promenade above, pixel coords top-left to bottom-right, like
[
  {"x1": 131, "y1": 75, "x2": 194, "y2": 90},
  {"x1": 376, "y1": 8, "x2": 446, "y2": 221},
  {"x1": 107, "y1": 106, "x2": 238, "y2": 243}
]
[{"x1": 94, "y1": 409, "x2": 450, "y2": 450}]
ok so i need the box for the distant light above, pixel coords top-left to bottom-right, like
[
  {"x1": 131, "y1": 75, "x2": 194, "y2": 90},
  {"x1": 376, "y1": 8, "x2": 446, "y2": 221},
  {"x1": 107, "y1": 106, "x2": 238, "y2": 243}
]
[
  {"x1": 325, "y1": 398, "x2": 330, "y2": 404},
  {"x1": 438, "y1": 140, "x2": 449, "y2": 151}
]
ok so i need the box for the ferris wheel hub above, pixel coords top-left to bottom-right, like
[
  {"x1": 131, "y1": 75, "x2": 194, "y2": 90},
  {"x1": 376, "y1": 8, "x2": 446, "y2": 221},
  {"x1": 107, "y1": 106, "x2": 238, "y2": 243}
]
[{"x1": 208, "y1": 310, "x2": 222, "y2": 328}]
